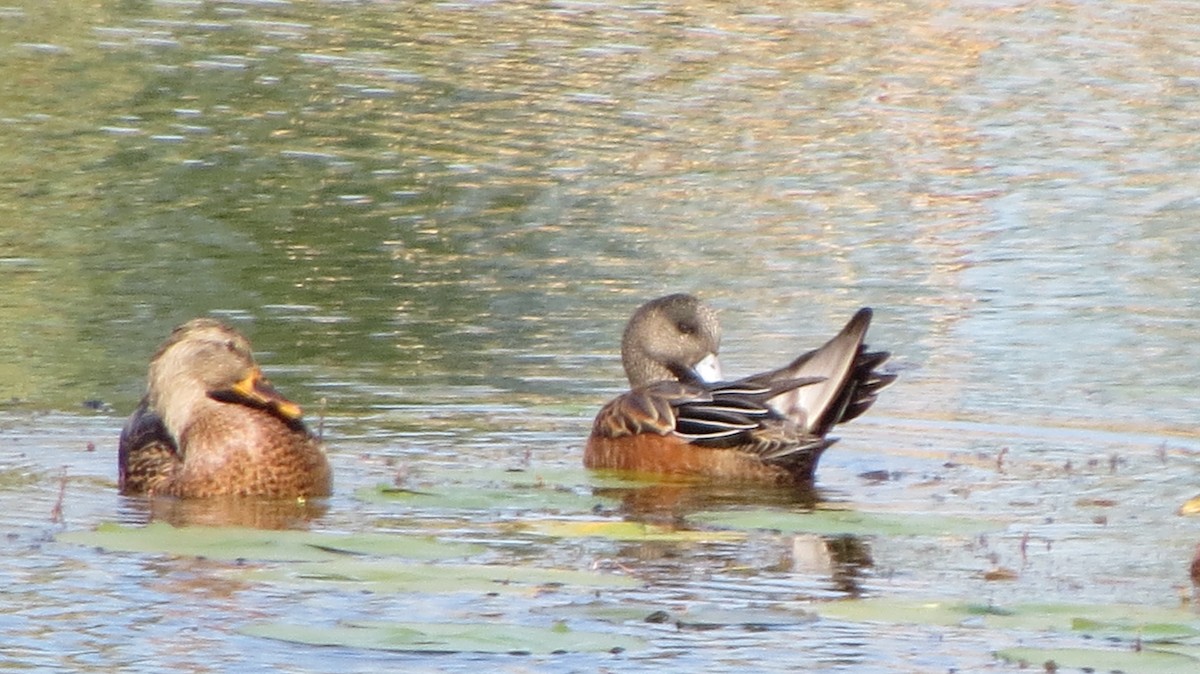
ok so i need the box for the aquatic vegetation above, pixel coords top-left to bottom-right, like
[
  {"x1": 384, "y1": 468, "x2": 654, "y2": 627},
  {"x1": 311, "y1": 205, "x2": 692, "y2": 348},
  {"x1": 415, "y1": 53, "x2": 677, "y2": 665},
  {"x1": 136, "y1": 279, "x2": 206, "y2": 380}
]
[
  {"x1": 58, "y1": 521, "x2": 482, "y2": 562},
  {"x1": 241, "y1": 620, "x2": 647, "y2": 654}
]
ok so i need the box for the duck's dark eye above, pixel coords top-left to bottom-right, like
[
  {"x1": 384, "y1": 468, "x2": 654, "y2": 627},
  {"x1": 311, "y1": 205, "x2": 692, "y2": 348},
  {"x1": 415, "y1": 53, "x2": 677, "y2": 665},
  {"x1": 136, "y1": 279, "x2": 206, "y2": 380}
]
[
  {"x1": 223, "y1": 340, "x2": 238, "y2": 352},
  {"x1": 676, "y1": 320, "x2": 696, "y2": 336}
]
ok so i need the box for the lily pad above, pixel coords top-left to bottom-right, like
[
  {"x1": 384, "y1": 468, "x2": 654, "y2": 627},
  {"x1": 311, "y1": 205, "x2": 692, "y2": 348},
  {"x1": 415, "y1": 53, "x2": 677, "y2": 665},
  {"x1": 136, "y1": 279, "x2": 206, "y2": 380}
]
[
  {"x1": 355, "y1": 482, "x2": 606, "y2": 513},
  {"x1": 1178, "y1": 494, "x2": 1200, "y2": 515},
  {"x1": 516, "y1": 518, "x2": 745, "y2": 543},
  {"x1": 237, "y1": 557, "x2": 641, "y2": 593},
  {"x1": 996, "y1": 646, "x2": 1200, "y2": 674},
  {"x1": 547, "y1": 600, "x2": 815, "y2": 629},
  {"x1": 241, "y1": 620, "x2": 646, "y2": 654},
  {"x1": 0, "y1": 466, "x2": 39, "y2": 490},
  {"x1": 819, "y1": 598, "x2": 1015, "y2": 627},
  {"x1": 819, "y1": 597, "x2": 1200, "y2": 641},
  {"x1": 355, "y1": 466, "x2": 641, "y2": 512},
  {"x1": 58, "y1": 521, "x2": 482, "y2": 562},
  {"x1": 690, "y1": 508, "x2": 999, "y2": 537}
]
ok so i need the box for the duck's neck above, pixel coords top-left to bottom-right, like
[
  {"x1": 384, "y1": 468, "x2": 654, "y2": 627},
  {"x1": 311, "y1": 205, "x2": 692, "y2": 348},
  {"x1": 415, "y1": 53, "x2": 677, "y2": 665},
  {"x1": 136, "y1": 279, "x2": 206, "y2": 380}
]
[
  {"x1": 147, "y1": 372, "x2": 215, "y2": 443},
  {"x1": 621, "y1": 347, "x2": 677, "y2": 388}
]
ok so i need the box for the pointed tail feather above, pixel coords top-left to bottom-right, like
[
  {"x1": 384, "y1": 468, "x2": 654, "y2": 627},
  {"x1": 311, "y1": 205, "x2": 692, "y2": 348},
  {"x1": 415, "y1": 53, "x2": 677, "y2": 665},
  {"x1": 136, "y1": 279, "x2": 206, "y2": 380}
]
[
  {"x1": 757, "y1": 308, "x2": 874, "y2": 434},
  {"x1": 834, "y1": 349, "x2": 896, "y2": 426}
]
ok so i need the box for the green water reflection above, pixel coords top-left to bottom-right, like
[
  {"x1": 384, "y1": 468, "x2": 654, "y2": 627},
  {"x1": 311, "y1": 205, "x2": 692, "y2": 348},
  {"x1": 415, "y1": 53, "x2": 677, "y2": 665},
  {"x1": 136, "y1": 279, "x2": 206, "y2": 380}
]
[
  {"x1": 3, "y1": 0, "x2": 983, "y2": 414},
  {"x1": 2, "y1": 0, "x2": 1196, "y2": 425}
]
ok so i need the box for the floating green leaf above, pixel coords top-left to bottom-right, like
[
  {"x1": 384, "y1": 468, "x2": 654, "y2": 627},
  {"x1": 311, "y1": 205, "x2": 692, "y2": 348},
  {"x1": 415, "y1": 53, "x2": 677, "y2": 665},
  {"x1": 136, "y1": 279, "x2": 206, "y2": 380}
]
[
  {"x1": 58, "y1": 521, "x2": 482, "y2": 562},
  {"x1": 355, "y1": 466, "x2": 639, "y2": 512},
  {"x1": 241, "y1": 620, "x2": 646, "y2": 654},
  {"x1": 690, "y1": 508, "x2": 999, "y2": 537},
  {"x1": 548, "y1": 600, "x2": 815, "y2": 629},
  {"x1": 819, "y1": 598, "x2": 998, "y2": 627},
  {"x1": 355, "y1": 482, "x2": 604, "y2": 513},
  {"x1": 517, "y1": 518, "x2": 745, "y2": 542},
  {"x1": 819, "y1": 597, "x2": 1200, "y2": 641},
  {"x1": 996, "y1": 646, "x2": 1200, "y2": 674},
  {"x1": 237, "y1": 557, "x2": 640, "y2": 593},
  {"x1": 0, "y1": 466, "x2": 38, "y2": 490}
]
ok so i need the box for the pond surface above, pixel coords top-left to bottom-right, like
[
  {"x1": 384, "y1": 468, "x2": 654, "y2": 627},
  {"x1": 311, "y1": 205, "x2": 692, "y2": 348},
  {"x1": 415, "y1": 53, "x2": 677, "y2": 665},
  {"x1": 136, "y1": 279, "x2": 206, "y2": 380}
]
[{"x1": 2, "y1": 0, "x2": 1200, "y2": 671}]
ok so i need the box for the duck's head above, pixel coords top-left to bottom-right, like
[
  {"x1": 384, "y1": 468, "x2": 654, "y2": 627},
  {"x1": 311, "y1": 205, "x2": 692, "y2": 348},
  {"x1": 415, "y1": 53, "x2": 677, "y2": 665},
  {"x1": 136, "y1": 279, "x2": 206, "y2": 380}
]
[
  {"x1": 146, "y1": 318, "x2": 302, "y2": 439},
  {"x1": 620, "y1": 293, "x2": 723, "y2": 387}
]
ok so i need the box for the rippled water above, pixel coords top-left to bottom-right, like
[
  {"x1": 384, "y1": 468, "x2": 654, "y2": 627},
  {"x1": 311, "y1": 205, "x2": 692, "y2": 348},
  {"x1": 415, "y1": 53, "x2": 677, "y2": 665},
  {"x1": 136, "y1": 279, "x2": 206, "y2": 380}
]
[{"x1": 3, "y1": 0, "x2": 1200, "y2": 671}]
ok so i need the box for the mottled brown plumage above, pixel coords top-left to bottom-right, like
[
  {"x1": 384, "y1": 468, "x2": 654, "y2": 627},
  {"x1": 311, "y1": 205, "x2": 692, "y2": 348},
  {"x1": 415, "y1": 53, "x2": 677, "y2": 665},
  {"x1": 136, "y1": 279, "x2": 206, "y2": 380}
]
[
  {"x1": 585, "y1": 294, "x2": 895, "y2": 483},
  {"x1": 118, "y1": 319, "x2": 332, "y2": 499}
]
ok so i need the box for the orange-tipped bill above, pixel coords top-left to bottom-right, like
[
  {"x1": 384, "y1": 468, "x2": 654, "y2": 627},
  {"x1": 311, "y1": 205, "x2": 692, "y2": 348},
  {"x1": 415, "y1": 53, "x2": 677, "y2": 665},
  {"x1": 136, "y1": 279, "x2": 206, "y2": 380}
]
[{"x1": 211, "y1": 368, "x2": 304, "y2": 421}]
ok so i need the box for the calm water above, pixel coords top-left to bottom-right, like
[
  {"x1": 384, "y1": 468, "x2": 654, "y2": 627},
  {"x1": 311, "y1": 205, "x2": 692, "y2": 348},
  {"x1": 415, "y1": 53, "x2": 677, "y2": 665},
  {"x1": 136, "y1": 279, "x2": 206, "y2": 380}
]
[{"x1": 2, "y1": 0, "x2": 1200, "y2": 671}]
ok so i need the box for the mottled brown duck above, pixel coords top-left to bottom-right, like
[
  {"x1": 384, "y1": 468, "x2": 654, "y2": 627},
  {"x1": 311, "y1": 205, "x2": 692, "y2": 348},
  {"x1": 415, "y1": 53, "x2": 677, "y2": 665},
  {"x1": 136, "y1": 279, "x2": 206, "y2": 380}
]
[{"x1": 118, "y1": 318, "x2": 332, "y2": 499}]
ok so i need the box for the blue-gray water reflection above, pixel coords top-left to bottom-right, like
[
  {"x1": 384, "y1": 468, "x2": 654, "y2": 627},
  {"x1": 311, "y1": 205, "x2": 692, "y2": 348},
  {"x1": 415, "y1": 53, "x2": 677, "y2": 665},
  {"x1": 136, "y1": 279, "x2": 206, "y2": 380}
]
[{"x1": 2, "y1": 0, "x2": 1199, "y2": 671}]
